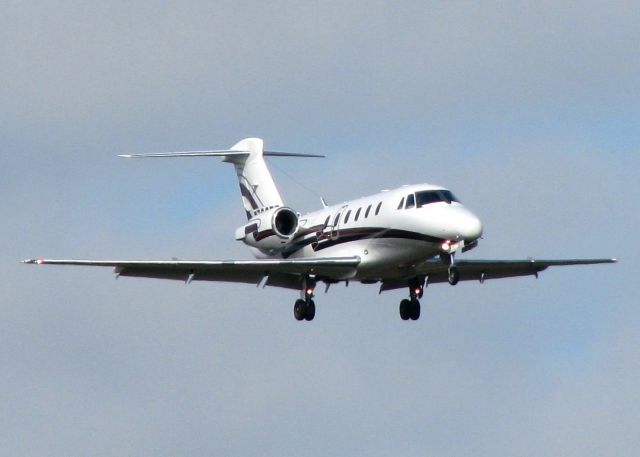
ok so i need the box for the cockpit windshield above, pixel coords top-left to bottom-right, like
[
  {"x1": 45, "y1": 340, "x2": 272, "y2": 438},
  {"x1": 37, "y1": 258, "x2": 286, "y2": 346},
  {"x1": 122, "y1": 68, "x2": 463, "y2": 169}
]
[{"x1": 415, "y1": 190, "x2": 459, "y2": 207}]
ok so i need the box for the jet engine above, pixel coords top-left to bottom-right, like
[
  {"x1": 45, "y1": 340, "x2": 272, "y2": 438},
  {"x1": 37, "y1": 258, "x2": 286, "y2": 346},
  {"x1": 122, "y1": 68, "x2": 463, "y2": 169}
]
[
  {"x1": 272, "y1": 207, "x2": 299, "y2": 239},
  {"x1": 235, "y1": 206, "x2": 301, "y2": 254}
]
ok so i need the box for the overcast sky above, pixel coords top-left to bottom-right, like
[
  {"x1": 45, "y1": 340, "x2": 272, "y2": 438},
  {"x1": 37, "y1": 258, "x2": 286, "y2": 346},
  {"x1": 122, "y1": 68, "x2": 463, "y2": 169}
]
[{"x1": 2, "y1": 1, "x2": 639, "y2": 456}]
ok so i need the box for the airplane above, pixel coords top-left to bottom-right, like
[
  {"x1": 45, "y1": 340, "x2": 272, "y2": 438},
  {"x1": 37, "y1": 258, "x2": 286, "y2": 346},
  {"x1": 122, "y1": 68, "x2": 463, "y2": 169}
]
[{"x1": 24, "y1": 137, "x2": 616, "y2": 321}]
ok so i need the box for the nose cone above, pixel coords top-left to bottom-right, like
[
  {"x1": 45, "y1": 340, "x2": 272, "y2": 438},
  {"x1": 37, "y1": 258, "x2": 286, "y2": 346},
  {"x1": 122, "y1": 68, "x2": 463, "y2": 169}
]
[
  {"x1": 459, "y1": 211, "x2": 483, "y2": 240},
  {"x1": 443, "y1": 207, "x2": 483, "y2": 241}
]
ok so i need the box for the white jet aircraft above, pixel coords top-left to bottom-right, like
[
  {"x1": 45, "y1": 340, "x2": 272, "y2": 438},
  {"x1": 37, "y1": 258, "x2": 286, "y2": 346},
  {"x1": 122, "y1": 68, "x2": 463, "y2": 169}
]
[{"x1": 25, "y1": 138, "x2": 616, "y2": 321}]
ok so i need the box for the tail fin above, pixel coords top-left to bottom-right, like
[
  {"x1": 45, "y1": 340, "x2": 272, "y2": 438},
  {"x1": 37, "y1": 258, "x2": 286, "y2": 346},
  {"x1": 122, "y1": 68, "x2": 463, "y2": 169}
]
[
  {"x1": 119, "y1": 137, "x2": 324, "y2": 220},
  {"x1": 226, "y1": 138, "x2": 283, "y2": 219}
]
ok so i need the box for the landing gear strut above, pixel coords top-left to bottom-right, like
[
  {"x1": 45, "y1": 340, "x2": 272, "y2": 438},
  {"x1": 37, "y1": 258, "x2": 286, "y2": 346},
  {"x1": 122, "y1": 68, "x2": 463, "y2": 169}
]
[{"x1": 294, "y1": 276, "x2": 316, "y2": 321}]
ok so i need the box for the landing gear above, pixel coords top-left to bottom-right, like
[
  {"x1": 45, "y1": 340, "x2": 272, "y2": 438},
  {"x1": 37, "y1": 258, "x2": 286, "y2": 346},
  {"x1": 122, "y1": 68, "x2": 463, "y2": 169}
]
[
  {"x1": 441, "y1": 251, "x2": 460, "y2": 286},
  {"x1": 305, "y1": 300, "x2": 315, "y2": 321},
  {"x1": 399, "y1": 299, "x2": 411, "y2": 320},
  {"x1": 294, "y1": 299, "x2": 315, "y2": 321},
  {"x1": 294, "y1": 276, "x2": 317, "y2": 321},
  {"x1": 399, "y1": 298, "x2": 420, "y2": 320},
  {"x1": 294, "y1": 299, "x2": 306, "y2": 320},
  {"x1": 448, "y1": 266, "x2": 460, "y2": 285},
  {"x1": 400, "y1": 277, "x2": 424, "y2": 320}
]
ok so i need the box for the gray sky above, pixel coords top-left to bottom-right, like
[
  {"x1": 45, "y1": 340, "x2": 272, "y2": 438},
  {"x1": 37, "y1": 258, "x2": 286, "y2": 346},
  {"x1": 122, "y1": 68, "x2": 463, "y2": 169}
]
[{"x1": 2, "y1": 1, "x2": 639, "y2": 456}]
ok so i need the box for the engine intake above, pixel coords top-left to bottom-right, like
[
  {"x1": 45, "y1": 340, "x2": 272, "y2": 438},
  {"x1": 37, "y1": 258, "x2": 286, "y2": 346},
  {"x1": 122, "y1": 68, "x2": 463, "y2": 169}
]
[{"x1": 273, "y1": 207, "x2": 299, "y2": 238}]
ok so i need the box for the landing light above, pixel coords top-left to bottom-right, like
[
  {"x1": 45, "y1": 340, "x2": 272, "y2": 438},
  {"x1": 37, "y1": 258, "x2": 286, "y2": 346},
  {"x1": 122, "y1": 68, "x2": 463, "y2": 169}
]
[
  {"x1": 441, "y1": 241, "x2": 459, "y2": 253},
  {"x1": 306, "y1": 288, "x2": 314, "y2": 296}
]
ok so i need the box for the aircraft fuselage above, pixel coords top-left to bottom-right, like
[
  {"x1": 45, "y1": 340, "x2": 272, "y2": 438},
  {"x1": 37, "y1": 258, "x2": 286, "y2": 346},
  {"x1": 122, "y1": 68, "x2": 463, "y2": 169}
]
[{"x1": 243, "y1": 183, "x2": 483, "y2": 280}]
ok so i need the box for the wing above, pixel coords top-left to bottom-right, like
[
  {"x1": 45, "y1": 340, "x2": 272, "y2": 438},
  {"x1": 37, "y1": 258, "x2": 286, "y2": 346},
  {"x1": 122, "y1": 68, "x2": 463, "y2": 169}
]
[
  {"x1": 380, "y1": 258, "x2": 616, "y2": 292},
  {"x1": 23, "y1": 257, "x2": 360, "y2": 290}
]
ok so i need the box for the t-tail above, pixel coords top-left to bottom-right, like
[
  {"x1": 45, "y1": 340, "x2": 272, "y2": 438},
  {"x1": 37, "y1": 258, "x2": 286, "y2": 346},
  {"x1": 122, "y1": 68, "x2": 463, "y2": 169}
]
[{"x1": 119, "y1": 137, "x2": 324, "y2": 220}]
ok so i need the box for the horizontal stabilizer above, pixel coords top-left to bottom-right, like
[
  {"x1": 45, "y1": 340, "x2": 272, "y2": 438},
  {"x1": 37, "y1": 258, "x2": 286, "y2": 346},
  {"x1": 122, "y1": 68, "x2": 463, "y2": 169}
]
[
  {"x1": 119, "y1": 151, "x2": 325, "y2": 158},
  {"x1": 119, "y1": 150, "x2": 248, "y2": 158}
]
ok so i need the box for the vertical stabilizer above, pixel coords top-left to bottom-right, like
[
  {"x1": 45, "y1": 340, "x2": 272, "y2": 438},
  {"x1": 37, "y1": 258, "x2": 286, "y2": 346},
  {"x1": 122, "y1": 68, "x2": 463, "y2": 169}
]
[{"x1": 225, "y1": 138, "x2": 284, "y2": 219}]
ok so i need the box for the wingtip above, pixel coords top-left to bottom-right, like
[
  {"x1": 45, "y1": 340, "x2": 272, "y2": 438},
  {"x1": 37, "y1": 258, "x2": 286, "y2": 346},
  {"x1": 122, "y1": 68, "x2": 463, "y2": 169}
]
[
  {"x1": 118, "y1": 154, "x2": 133, "y2": 158},
  {"x1": 23, "y1": 258, "x2": 43, "y2": 264}
]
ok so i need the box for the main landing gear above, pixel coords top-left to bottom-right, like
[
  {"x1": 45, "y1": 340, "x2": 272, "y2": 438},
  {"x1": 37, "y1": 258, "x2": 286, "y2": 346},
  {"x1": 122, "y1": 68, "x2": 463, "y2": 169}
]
[
  {"x1": 399, "y1": 277, "x2": 423, "y2": 321},
  {"x1": 294, "y1": 298, "x2": 315, "y2": 321},
  {"x1": 399, "y1": 298, "x2": 421, "y2": 320},
  {"x1": 294, "y1": 276, "x2": 316, "y2": 321}
]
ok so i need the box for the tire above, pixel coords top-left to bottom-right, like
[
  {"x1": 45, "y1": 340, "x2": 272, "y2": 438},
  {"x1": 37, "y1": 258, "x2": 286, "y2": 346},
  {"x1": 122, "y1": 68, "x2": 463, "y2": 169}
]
[
  {"x1": 294, "y1": 299, "x2": 306, "y2": 321},
  {"x1": 448, "y1": 266, "x2": 460, "y2": 286},
  {"x1": 410, "y1": 298, "x2": 421, "y2": 320},
  {"x1": 399, "y1": 299, "x2": 411, "y2": 320},
  {"x1": 304, "y1": 300, "x2": 316, "y2": 321}
]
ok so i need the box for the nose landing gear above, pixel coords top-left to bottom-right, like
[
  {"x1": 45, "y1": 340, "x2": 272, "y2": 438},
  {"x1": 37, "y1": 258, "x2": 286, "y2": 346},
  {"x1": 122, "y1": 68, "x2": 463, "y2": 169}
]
[
  {"x1": 448, "y1": 266, "x2": 460, "y2": 285},
  {"x1": 441, "y1": 250, "x2": 460, "y2": 286}
]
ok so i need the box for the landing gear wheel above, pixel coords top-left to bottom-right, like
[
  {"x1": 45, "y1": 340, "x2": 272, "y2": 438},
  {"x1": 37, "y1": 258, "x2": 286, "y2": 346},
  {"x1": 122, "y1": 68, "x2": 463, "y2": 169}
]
[
  {"x1": 304, "y1": 300, "x2": 316, "y2": 321},
  {"x1": 410, "y1": 298, "x2": 421, "y2": 320},
  {"x1": 399, "y1": 299, "x2": 411, "y2": 320},
  {"x1": 448, "y1": 266, "x2": 460, "y2": 286},
  {"x1": 294, "y1": 299, "x2": 306, "y2": 321}
]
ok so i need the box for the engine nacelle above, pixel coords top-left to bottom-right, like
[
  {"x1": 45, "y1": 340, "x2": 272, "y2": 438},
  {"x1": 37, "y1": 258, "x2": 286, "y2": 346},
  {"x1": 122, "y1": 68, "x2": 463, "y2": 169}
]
[
  {"x1": 272, "y1": 207, "x2": 299, "y2": 239},
  {"x1": 235, "y1": 206, "x2": 300, "y2": 254}
]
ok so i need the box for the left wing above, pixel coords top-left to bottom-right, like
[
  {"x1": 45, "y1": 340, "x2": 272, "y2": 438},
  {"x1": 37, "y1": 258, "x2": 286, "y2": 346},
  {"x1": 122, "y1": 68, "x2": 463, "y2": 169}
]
[
  {"x1": 380, "y1": 258, "x2": 616, "y2": 292},
  {"x1": 23, "y1": 257, "x2": 361, "y2": 290}
]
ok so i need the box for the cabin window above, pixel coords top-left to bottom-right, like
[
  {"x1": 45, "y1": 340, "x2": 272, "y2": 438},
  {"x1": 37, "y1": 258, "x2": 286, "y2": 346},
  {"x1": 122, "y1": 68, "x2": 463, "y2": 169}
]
[
  {"x1": 365, "y1": 204, "x2": 372, "y2": 218},
  {"x1": 344, "y1": 210, "x2": 351, "y2": 224},
  {"x1": 397, "y1": 197, "x2": 405, "y2": 209},
  {"x1": 405, "y1": 194, "x2": 415, "y2": 209},
  {"x1": 333, "y1": 213, "x2": 341, "y2": 226},
  {"x1": 324, "y1": 216, "x2": 330, "y2": 227},
  {"x1": 375, "y1": 201, "x2": 382, "y2": 215},
  {"x1": 355, "y1": 208, "x2": 361, "y2": 221}
]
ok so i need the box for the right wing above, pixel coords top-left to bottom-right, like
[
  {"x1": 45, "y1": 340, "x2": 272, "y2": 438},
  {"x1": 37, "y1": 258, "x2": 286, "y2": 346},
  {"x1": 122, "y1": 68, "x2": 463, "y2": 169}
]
[
  {"x1": 418, "y1": 258, "x2": 617, "y2": 283},
  {"x1": 379, "y1": 257, "x2": 616, "y2": 292},
  {"x1": 23, "y1": 256, "x2": 360, "y2": 290}
]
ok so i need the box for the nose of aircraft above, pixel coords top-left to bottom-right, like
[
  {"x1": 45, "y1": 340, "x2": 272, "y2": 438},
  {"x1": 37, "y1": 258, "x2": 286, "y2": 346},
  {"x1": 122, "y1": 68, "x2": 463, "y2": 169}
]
[{"x1": 445, "y1": 207, "x2": 483, "y2": 241}]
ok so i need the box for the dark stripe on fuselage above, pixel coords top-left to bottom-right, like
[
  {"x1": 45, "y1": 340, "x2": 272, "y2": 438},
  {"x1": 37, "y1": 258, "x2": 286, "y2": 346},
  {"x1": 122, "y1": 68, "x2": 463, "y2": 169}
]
[
  {"x1": 280, "y1": 227, "x2": 443, "y2": 256},
  {"x1": 254, "y1": 229, "x2": 276, "y2": 241},
  {"x1": 244, "y1": 223, "x2": 259, "y2": 235},
  {"x1": 313, "y1": 227, "x2": 443, "y2": 251},
  {"x1": 251, "y1": 224, "x2": 444, "y2": 256}
]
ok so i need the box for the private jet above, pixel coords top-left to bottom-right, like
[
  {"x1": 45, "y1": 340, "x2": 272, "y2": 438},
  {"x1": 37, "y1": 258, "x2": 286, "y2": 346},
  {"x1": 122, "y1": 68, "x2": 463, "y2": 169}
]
[{"x1": 24, "y1": 138, "x2": 616, "y2": 321}]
